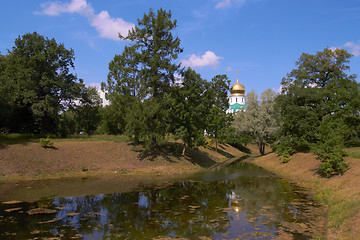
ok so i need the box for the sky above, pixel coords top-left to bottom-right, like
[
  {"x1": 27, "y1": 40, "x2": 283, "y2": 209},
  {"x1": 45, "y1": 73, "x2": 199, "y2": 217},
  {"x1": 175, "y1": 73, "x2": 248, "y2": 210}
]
[{"x1": 1, "y1": 0, "x2": 360, "y2": 101}]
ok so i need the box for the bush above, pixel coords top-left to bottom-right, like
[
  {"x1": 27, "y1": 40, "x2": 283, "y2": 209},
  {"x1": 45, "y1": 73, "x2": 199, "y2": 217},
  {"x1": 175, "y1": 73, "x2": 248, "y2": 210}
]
[
  {"x1": 280, "y1": 154, "x2": 291, "y2": 163},
  {"x1": 312, "y1": 118, "x2": 349, "y2": 176},
  {"x1": 271, "y1": 136, "x2": 295, "y2": 157},
  {"x1": 318, "y1": 159, "x2": 348, "y2": 177},
  {"x1": 39, "y1": 136, "x2": 54, "y2": 148}
]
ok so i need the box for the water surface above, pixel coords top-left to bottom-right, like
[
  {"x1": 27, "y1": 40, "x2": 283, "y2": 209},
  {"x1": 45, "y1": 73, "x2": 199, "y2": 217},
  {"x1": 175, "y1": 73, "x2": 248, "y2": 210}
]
[{"x1": 0, "y1": 161, "x2": 326, "y2": 239}]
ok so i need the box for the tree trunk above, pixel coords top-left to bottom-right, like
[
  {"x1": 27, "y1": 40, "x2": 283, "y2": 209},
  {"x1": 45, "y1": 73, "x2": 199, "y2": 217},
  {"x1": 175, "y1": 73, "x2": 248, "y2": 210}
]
[
  {"x1": 259, "y1": 143, "x2": 265, "y2": 155},
  {"x1": 134, "y1": 134, "x2": 139, "y2": 145},
  {"x1": 182, "y1": 142, "x2": 186, "y2": 156}
]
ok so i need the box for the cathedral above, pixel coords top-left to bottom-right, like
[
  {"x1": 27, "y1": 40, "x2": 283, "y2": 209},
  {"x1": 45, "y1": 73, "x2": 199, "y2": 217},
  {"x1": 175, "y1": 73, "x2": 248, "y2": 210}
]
[{"x1": 226, "y1": 72, "x2": 246, "y2": 114}]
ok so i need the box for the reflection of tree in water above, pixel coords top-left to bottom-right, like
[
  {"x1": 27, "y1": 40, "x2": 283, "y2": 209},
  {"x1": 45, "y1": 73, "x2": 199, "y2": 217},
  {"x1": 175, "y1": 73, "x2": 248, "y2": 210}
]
[
  {"x1": 0, "y1": 162, "x2": 325, "y2": 239},
  {"x1": 70, "y1": 181, "x2": 233, "y2": 239}
]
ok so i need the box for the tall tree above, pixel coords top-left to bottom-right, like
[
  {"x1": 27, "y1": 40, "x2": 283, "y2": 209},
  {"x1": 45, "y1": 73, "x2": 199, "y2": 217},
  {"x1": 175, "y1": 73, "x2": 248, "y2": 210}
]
[
  {"x1": 102, "y1": 46, "x2": 141, "y2": 138},
  {"x1": 74, "y1": 86, "x2": 102, "y2": 135},
  {"x1": 169, "y1": 68, "x2": 209, "y2": 154},
  {"x1": 233, "y1": 89, "x2": 279, "y2": 155},
  {"x1": 206, "y1": 75, "x2": 232, "y2": 150},
  {"x1": 0, "y1": 32, "x2": 84, "y2": 133},
  {"x1": 103, "y1": 8, "x2": 183, "y2": 146},
  {"x1": 275, "y1": 48, "x2": 360, "y2": 175}
]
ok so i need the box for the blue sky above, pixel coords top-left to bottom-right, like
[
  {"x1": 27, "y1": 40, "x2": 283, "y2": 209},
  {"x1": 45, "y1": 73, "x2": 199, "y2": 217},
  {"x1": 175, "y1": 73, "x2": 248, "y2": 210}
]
[{"x1": 1, "y1": 0, "x2": 360, "y2": 98}]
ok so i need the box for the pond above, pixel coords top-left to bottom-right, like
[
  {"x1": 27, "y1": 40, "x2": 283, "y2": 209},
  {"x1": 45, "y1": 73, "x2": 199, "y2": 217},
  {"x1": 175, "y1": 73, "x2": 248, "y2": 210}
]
[{"x1": 0, "y1": 160, "x2": 326, "y2": 239}]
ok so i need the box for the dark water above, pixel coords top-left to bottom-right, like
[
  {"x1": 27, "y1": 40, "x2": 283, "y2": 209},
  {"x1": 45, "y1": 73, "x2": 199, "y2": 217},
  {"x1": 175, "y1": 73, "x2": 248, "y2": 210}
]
[{"x1": 0, "y1": 161, "x2": 326, "y2": 239}]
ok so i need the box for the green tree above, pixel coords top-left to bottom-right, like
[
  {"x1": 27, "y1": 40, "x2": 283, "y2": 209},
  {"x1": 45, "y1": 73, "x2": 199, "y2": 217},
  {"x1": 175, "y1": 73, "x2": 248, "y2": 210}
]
[
  {"x1": 121, "y1": 8, "x2": 183, "y2": 147},
  {"x1": 74, "y1": 86, "x2": 102, "y2": 135},
  {"x1": 101, "y1": 46, "x2": 140, "y2": 137},
  {"x1": 169, "y1": 68, "x2": 209, "y2": 154},
  {"x1": 206, "y1": 75, "x2": 232, "y2": 150},
  {"x1": 99, "y1": 96, "x2": 127, "y2": 135},
  {"x1": 103, "y1": 8, "x2": 183, "y2": 147},
  {"x1": 275, "y1": 48, "x2": 360, "y2": 175},
  {"x1": 0, "y1": 32, "x2": 84, "y2": 133},
  {"x1": 0, "y1": 53, "x2": 12, "y2": 132},
  {"x1": 233, "y1": 89, "x2": 279, "y2": 155}
]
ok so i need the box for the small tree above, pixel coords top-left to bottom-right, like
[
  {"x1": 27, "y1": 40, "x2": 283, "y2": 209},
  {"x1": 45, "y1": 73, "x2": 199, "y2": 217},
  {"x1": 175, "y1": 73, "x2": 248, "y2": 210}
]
[{"x1": 233, "y1": 89, "x2": 279, "y2": 155}]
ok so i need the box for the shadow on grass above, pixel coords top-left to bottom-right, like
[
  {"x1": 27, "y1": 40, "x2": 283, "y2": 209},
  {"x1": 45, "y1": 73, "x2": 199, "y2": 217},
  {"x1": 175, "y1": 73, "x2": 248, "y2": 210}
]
[
  {"x1": 134, "y1": 142, "x2": 182, "y2": 163},
  {"x1": 41, "y1": 145, "x2": 59, "y2": 150},
  {"x1": 208, "y1": 146, "x2": 235, "y2": 159},
  {"x1": 0, "y1": 133, "x2": 49, "y2": 145},
  {"x1": 133, "y1": 142, "x2": 217, "y2": 168},
  {"x1": 184, "y1": 148, "x2": 217, "y2": 168},
  {"x1": 228, "y1": 143, "x2": 252, "y2": 154}
]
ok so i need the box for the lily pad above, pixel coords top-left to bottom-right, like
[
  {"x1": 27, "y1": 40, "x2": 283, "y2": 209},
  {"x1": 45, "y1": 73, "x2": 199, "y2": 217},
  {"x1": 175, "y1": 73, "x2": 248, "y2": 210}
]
[
  {"x1": 5, "y1": 207, "x2": 22, "y2": 212},
  {"x1": 67, "y1": 212, "x2": 80, "y2": 217},
  {"x1": 27, "y1": 208, "x2": 57, "y2": 215},
  {"x1": 2, "y1": 200, "x2": 22, "y2": 205}
]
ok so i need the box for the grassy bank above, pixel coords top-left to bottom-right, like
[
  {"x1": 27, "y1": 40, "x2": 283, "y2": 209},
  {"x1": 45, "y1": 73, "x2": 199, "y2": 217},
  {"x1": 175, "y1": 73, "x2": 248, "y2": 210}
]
[
  {"x1": 0, "y1": 135, "x2": 245, "y2": 181},
  {"x1": 248, "y1": 148, "x2": 360, "y2": 240}
]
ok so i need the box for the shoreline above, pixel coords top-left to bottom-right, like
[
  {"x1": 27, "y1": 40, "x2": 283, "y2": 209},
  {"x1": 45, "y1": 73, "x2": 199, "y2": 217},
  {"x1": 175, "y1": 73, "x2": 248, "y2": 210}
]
[{"x1": 247, "y1": 151, "x2": 360, "y2": 240}]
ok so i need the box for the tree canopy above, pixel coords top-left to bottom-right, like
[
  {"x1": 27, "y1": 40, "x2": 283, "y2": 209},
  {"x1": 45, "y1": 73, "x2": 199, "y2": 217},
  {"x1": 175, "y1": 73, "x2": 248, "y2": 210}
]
[
  {"x1": 0, "y1": 32, "x2": 88, "y2": 133},
  {"x1": 102, "y1": 8, "x2": 231, "y2": 152},
  {"x1": 102, "y1": 8, "x2": 183, "y2": 147},
  {"x1": 275, "y1": 48, "x2": 360, "y2": 175},
  {"x1": 233, "y1": 89, "x2": 279, "y2": 155}
]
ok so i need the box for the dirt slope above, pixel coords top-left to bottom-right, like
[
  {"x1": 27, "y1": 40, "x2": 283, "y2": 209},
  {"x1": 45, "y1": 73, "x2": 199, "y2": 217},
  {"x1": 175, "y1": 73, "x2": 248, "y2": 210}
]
[
  {"x1": 250, "y1": 151, "x2": 360, "y2": 240},
  {"x1": 0, "y1": 141, "x2": 244, "y2": 180}
]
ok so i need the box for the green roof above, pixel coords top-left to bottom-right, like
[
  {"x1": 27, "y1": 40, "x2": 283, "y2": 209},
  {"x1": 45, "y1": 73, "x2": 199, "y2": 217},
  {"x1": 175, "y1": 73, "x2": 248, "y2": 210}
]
[{"x1": 229, "y1": 103, "x2": 246, "y2": 112}]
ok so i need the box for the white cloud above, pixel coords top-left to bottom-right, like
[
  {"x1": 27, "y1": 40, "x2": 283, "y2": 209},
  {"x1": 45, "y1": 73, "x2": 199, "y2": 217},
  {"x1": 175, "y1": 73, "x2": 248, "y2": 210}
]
[
  {"x1": 344, "y1": 41, "x2": 360, "y2": 56},
  {"x1": 329, "y1": 46, "x2": 339, "y2": 52},
  {"x1": 181, "y1": 51, "x2": 223, "y2": 68},
  {"x1": 215, "y1": 0, "x2": 246, "y2": 9},
  {"x1": 91, "y1": 10, "x2": 134, "y2": 41},
  {"x1": 37, "y1": 0, "x2": 93, "y2": 16},
  {"x1": 36, "y1": 0, "x2": 134, "y2": 41},
  {"x1": 330, "y1": 41, "x2": 360, "y2": 56},
  {"x1": 89, "y1": 83, "x2": 110, "y2": 107}
]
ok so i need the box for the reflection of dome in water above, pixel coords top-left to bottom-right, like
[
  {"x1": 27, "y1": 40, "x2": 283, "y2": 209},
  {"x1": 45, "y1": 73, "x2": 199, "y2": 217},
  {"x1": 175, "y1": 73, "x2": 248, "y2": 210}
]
[{"x1": 230, "y1": 79, "x2": 245, "y2": 96}]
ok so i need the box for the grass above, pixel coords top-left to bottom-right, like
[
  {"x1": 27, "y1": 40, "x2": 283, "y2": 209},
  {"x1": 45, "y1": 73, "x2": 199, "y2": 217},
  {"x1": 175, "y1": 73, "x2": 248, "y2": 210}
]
[
  {"x1": 345, "y1": 147, "x2": 360, "y2": 159},
  {"x1": 0, "y1": 133, "x2": 129, "y2": 144}
]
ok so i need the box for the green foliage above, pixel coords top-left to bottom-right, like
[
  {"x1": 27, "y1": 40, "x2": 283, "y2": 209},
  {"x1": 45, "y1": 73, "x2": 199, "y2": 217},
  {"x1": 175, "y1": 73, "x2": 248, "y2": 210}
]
[
  {"x1": 169, "y1": 68, "x2": 209, "y2": 153},
  {"x1": 102, "y1": 8, "x2": 183, "y2": 147},
  {"x1": 271, "y1": 136, "x2": 295, "y2": 157},
  {"x1": 317, "y1": 160, "x2": 348, "y2": 177},
  {"x1": 275, "y1": 48, "x2": 359, "y2": 176},
  {"x1": 39, "y1": 136, "x2": 54, "y2": 148},
  {"x1": 311, "y1": 117, "x2": 348, "y2": 176},
  {"x1": 0, "y1": 32, "x2": 85, "y2": 134},
  {"x1": 74, "y1": 86, "x2": 102, "y2": 135},
  {"x1": 233, "y1": 89, "x2": 279, "y2": 155},
  {"x1": 346, "y1": 147, "x2": 360, "y2": 159},
  {"x1": 206, "y1": 75, "x2": 232, "y2": 150},
  {"x1": 280, "y1": 154, "x2": 291, "y2": 163}
]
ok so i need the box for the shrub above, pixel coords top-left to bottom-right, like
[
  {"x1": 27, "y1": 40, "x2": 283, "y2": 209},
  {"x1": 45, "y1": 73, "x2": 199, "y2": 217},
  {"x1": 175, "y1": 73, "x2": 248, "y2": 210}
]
[
  {"x1": 318, "y1": 159, "x2": 348, "y2": 177},
  {"x1": 271, "y1": 136, "x2": 295, "y2": 157},
  {"x1": 39, "y1": 136, "x2": 54, "y2": 148},
  {"x1": 312, "y1": 118, "x2": 349, "y2": 176},
  {"x1": 280, "y1": 154, "x2": 291, "y2": 163}
]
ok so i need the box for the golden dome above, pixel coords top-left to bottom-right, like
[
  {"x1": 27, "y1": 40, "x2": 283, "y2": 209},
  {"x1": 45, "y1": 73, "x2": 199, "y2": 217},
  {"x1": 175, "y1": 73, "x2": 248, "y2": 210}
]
[{"x1": 230, "y1": 79, "x2": 245, "y2": 96}]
